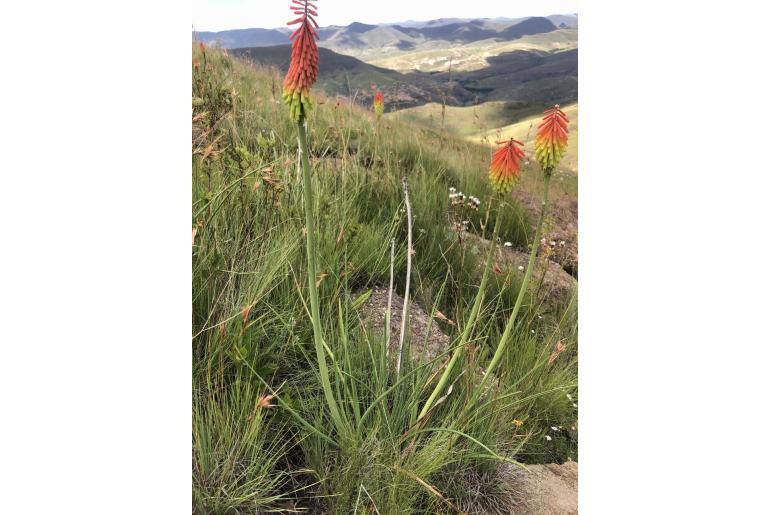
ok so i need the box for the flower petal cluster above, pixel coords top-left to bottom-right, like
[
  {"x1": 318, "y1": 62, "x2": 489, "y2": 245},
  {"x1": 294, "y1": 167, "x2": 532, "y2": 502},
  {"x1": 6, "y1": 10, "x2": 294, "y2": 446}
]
[
  {"x1": 373, "y1": 91, "x2": 384, "y2": 118},
  {"x1": 283, "y1": 0, "x2": 320, "y2": 121},
  {"x1": 534, "y1": 105, "x2": 569, "y2": 171},
  {"x1": 489, "y1": 138, "x2": 525, "y2": 194}
]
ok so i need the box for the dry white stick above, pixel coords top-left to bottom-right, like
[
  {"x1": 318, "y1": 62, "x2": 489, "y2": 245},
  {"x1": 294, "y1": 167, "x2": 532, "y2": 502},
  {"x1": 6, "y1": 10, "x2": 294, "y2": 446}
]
[
  {"x1": 385, "y1": 238, "x2": 395, "y2": 358},
  {"x1": 395, "y1": 177, "x2": 413, "y2": 378}
]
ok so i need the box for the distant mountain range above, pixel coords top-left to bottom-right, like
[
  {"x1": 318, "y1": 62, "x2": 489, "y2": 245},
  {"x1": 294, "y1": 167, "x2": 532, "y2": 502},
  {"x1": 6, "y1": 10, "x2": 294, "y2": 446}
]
[
  {"x1": 390, "y1": 14, "x2": 577, "y2": 29},
  {"x1": 206, "y1": 14, "x2": 577, "y2": 115},
  {"x1": 195, "y1": 14, "x2": 577, "y2": 52}
]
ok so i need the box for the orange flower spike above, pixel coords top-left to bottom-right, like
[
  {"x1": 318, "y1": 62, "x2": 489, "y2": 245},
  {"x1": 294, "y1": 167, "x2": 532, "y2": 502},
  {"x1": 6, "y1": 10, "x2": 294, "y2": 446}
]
[
  {"x1": 373, "y1": 91, "x2": 384, "y2": 118},
  {"x1": 489, "y1": 138, "x2": 525, "y2": 194},
  {"x1": 534, "y1": 105, "x2": 569, "y2": 171},
  {"x1": 283, "y1": 0, "x2": 320, "y2": 122}
]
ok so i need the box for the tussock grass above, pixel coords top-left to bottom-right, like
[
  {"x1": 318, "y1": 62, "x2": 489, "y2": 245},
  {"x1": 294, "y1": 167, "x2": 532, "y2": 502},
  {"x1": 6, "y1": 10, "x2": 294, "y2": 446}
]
[{"x1": 192, "y1": 45, "x2": 577, "y2": 513}]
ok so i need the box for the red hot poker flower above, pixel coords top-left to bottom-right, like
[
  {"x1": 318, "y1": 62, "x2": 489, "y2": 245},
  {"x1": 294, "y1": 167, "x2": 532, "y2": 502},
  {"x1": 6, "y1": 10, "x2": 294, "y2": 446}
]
[
  {"x1": 534, "y1": 105, "x2": 569, "y2": 171},
  {"x1": 489, "y1": 138, "x2": 525, "y2": 194},
  {"x1": 373, "y1": 91, "x2": 384, "y2": 118},
  {"x1": 283, "y1": 0, "x2": 320, "y2": 122}
]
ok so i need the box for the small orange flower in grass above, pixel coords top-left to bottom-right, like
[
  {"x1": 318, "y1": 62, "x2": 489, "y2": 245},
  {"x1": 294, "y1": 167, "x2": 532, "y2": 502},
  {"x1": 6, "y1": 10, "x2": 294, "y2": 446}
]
[
  {"x1": 283, "y1": 0, "x2": 320, "y2": 122},
  {"x1": 257, "y1": 394, "x2": 276, "y2": 409},
  {"x1": 373, "y1": 91, "x2": 384, "y2": 118},
  {"x1": 548, "y1": 340, "x2": 567, "y2": 365},
  {"x1": 534, "y1": 105, "x2": 569, "y2": 171},
  {"x1": 489, "y1": 138, "x2": 525, "y2": 194}
]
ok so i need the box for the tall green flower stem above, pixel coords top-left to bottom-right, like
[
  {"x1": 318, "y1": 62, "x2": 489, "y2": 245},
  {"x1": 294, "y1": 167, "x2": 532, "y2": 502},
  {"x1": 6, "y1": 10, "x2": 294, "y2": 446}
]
[
  {"x1": 297, "y1": 116, "x2": 346, "y2": 434},
  {"x1": 477, "y1": 170, "x2": 552, "y2": 391},
  {"x1": 418, "y1": 200, "x2": 503, "y2": 420}
]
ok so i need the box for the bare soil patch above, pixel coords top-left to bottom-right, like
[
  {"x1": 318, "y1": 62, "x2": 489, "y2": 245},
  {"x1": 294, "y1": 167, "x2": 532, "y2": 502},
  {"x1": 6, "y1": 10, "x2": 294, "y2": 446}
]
[
  {"x1": 353, "y1": 287, "x2": 450, "y2": 365},
  {"x1": 504, "y1": 461, "x2": 578, "y2": 515}
]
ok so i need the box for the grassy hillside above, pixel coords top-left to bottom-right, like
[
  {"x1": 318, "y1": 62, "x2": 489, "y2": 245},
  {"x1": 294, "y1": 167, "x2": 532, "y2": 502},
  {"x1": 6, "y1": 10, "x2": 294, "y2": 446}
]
[
  {"x1": 230, "y1": 45, "x2": 478, "y2": 109},
  {"x1": 231, "y1": 44, "x2": 576, "y2": 114},
  {"x1": 388, "y1": 100, "x2": 543, "y2": 138},
  {"x1": 392, "y1": 102, "x2": 579, "y2": 175},
  {"x1": 368, "y1": 28, "x2": 578, "y2": 72},
  {"x1": 192, "y1": 45, "x2": 577, "y2": 514},
  {"x1": 451, "y1": 48, "x2": 577, "y2": 104},
  {"x1": 196, "y1": 27, "x2": 290, "y2": 48}
]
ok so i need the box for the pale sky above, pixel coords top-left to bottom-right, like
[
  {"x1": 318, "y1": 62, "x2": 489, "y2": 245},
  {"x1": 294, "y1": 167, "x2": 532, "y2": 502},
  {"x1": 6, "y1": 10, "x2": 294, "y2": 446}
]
[{"x1": 192, "y1": 0, "x2": 579, "y2": 32}]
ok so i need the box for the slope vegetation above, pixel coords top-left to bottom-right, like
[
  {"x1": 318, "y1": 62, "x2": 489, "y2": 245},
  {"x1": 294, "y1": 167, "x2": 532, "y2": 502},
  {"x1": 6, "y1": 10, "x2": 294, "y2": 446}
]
[{"x1": 192, "y1": 45, "x2": 577, "y2": 514}]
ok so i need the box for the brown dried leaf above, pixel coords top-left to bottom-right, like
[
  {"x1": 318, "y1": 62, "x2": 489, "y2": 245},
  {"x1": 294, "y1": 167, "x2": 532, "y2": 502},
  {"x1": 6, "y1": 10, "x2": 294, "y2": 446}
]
[
  {"x1": 202, "y1": 144, "x2": 217, "y2": 160},
  {"x1": 242, "y1": 304, "x2": 252, "y2": 325},
  {"x1": 433, "y1": 310, "x2": 455, "y2": 326},
  {"x1": 548, "y1": 339, "x2": 567, "y2": 365}
]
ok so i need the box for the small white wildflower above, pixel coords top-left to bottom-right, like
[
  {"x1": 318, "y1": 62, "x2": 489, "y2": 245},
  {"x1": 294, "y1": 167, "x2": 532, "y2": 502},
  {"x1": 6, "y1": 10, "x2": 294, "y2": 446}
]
[
  {"x1": 549, "y1": 240, "x2": 556, "y2": 246},
  {"x1": 566, "y1": 394, "x2": 572, "y2": 401},
  {"x1": 540, "y1": 238, "x2": 546, "y2": 244},
  {"x1": 551, "y1": 426, "x2": 558, "y2": 431},
  {"x1": 504, "y1": 241, "x2": 512, "y2": 247},
  {"x1": 449, "y1": 193, "x2": 457, "y2": 199},
  {"x1": 559, "y1": 240, "x2": 566, "y2": 246},
  {"x1": 530, "y1": 329, "x2": 535, "y2": 334},
  {"x1": 544, "y1": 435, "x2": 552, "y2": 441},
  {"x1": 572, "y1": 403, "x2": 578, "y2": 407},
  {"x1": 518, "y1": 265, "x2": 524, "y2": 271},
  {"x1": 538, "y1": 315, "x2": 543, "y2": 319},
  {"x1": 449, "y1": 186, "x2": 456, "y2": 193}
]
